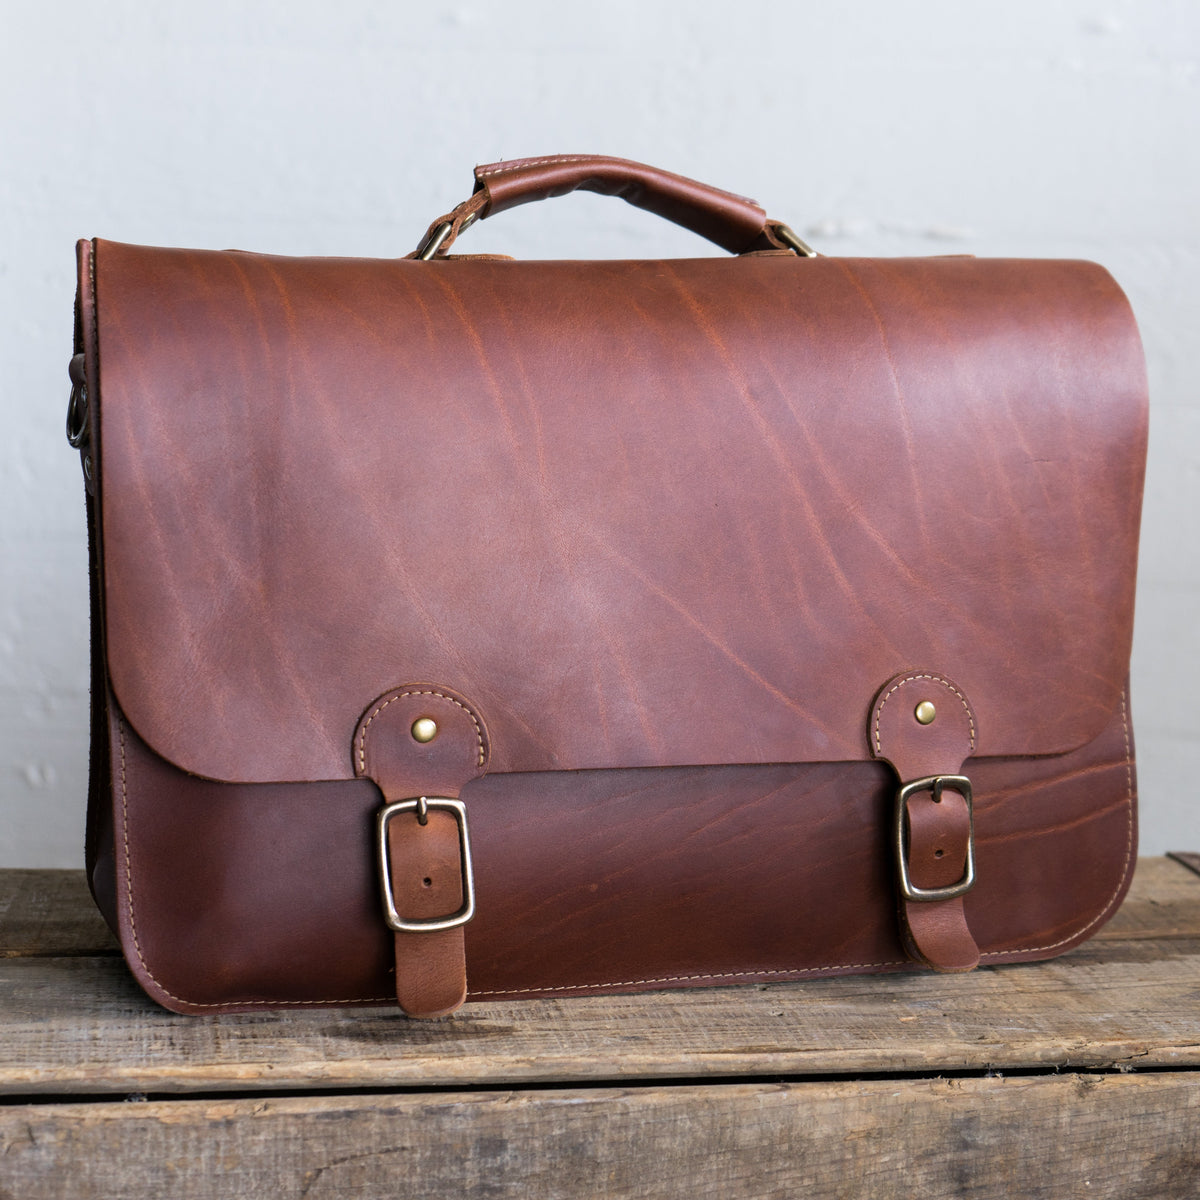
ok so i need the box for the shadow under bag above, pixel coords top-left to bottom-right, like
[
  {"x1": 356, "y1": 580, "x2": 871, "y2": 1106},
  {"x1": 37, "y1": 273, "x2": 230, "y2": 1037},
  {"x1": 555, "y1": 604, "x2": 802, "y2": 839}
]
[{"x1": 66, "y1": 155, "x2": 1149, "y2": 1017}]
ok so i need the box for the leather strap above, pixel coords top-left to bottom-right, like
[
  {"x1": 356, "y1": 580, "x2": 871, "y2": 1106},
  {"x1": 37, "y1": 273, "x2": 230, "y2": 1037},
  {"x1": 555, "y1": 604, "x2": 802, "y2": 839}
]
[
  {"x1": 871, "y1": 672, "x2": 980, "y2": 973},
  {"x1": 899, "y1": 785, "x2": 978, "y2": 972},
  {"x1": 386, "y1": 809, "x2": 468, "y2": 1017},
  {"x1": 354, "y1": 686, "x2": 488, "y2": 1018},
  {"x1": 412, "y1": 154, "x2": 789, "y2": 258}
]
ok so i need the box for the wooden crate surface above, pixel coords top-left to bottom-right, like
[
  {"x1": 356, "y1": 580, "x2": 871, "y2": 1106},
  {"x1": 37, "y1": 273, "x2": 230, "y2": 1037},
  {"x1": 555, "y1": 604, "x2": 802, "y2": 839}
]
[
  {"x1": 2, "y1": 858, "x2": 1199, "y2": 1096},
  {"x1": 3, "y1": 858, "x2": 1200, "y2": 1198}
]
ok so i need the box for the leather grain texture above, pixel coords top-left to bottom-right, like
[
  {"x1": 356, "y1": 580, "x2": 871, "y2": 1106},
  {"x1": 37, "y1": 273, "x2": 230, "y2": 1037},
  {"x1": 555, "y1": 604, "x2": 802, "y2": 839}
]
[
  {"x1": 92, "y1": 244, "x2": 1147, "y2": 786},
  {"x1": 75, "y1": 186, "x2": 1149, "y2": 1014}
]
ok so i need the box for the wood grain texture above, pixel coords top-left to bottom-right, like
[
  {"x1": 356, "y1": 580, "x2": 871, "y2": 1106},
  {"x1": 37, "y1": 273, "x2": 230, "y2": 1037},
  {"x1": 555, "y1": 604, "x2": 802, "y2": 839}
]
[
  {"x1": 0, "y1": 870, "x2": 117, "y2": 957},
  {"x1": 4, "y1": 873, "x2": 1200, "y2": 1093},
  {"x1": 2, "y1": 861, "x2": 1199, "y2": 1197},
  {"x1": 3, "y1": 1073, "x2": 1200, "y2": 1200},
  {"x1": 1169, "y1": 851, "x2": 1200, "y2": 879},
  {"x1": 1097, "y1": 855, "x2": 1200, "y2": 938}
]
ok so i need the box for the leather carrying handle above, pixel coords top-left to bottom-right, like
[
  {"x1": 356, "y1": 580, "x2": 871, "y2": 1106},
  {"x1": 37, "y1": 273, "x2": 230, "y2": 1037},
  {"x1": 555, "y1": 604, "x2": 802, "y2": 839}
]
[{"x1": 414, "y1": 155, "x2": 810, "y2": 259}]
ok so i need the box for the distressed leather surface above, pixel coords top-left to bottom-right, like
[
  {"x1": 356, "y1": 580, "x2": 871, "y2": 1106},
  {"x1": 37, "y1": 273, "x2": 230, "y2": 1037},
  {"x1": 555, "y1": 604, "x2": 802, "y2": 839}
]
[
  {"x1": 80, "y1": 223, "x2": 1148, "y2": 1014},
  {"x1": 91, "y1": 243, "x2": 1148, "y2": 786}
]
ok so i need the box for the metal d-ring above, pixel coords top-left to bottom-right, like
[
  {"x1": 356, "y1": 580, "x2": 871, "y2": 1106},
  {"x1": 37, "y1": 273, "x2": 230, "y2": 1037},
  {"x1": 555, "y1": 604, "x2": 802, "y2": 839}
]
[
  {"x1": 66, "y1": 381, "x2": 89, "y2": 448},
  {"x1": 416, "y1": 211, "x2": 480, "y2": 261}
]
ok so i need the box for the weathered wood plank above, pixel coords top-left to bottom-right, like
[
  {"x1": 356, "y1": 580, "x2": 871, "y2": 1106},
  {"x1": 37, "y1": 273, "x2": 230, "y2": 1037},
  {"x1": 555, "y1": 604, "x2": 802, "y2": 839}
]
[
  {"x1": 1096, "y1": 855, "x2": 1200, "y2": 940},
  {"x1": 2, "y1": 858, "x2": 1198, "y2": 1095},
  {"x1": 0, "y1": 870, "x2": 117, "y2": 958},
  {"x1": 1169, "y1": 851, "x2": 1200, "y2": 879},
  {"x1": 4, "y1": 934, "x2": 1200, "y2": 1094},
  {"x1": 2, "y1": 1073, "x2": 1199, "y2": 1200}
]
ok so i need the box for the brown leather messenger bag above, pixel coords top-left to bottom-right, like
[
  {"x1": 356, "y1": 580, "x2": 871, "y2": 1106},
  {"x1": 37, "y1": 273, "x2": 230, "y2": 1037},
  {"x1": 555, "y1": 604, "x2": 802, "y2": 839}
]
[{"x1": 66, "y1": 155, "x2": 1149, "y2": 1018}]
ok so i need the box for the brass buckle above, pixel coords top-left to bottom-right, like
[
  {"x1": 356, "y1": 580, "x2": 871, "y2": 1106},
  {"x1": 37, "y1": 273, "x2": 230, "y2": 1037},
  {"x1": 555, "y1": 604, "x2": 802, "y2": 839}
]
[
  {"x1": 377, "y1": 797, "x2": 475, "y2": 933},
  {"x1": 894, "y1": 775, "x2": 975, "y2": 903}
]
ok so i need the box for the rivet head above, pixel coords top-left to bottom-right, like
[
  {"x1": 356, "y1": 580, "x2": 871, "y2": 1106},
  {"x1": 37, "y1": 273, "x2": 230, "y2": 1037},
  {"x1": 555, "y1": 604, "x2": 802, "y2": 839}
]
[
  {"x1": 914, "y1": 701, "x2": 937, "y2": 726},
  {"x1": 411, "y1": 717, "x2": 438, "y2": 743}
]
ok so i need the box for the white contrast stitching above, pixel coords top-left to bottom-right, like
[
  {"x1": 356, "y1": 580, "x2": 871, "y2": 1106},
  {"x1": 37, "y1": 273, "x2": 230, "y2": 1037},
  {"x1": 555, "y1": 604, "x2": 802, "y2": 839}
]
[
  {"x1": 356, "y1": 689, "x2": 487, "y2": 775},
  {"x1": 469, "y1": 960, "x2": 909, "y2": 997},
  {"x1": 873, "y1": 673, "x2": 977, "y2": 756},
  {"x1": 477, "y1": 155, "x2": 608, "y2": 178},
  {"x1": 88, "y1": 241, "x2": 97, "y2": 366},
  {"x1": 980, "y1": 689, "x2": 1135, "y2": 959},
  {"x1": 117, "y1": 717, "x2": 390, "y2": 1009},
  {"x1": 116, "y1": 689, "x2": 1135, "y2": 1006}
]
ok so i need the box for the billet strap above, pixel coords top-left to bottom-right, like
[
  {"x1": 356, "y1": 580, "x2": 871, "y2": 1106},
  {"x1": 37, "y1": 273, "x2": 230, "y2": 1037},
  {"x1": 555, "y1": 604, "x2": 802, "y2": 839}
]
[
  {"x1": 354, "y1": 687, "x2": 488, "y2": 1018},
  {"x1": 385, "y1": 805, "x2": 470, "y2": 1017},
  {"x1": 871, "y1": 672, "x2": 981, "y2": 973}
]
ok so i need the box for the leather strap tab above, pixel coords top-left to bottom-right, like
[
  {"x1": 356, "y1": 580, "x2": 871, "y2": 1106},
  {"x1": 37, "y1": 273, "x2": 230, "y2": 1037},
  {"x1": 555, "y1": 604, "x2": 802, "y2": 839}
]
[
  {"x1": 871, "y1": 672, "x2": 980, "y2": 973},
  {"x1": 354, "y1": 686, "x2": 488, "y2": 1018}
]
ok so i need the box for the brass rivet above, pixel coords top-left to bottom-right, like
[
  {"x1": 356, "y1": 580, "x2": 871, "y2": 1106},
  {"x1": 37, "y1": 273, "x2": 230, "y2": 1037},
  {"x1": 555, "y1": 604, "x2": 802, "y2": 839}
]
[
  {"x1": 411, "y1": 717, "x2": 438, "y2": 743},
  {"x1": 915, "y1": 701, "x2": 937, "y2": 726}
]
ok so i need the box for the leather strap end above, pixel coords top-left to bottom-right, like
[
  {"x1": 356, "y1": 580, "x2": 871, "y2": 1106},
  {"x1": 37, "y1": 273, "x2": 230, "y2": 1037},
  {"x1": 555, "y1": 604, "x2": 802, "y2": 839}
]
[
  {"x1": 394, "y1": 928, "x2": 467, "y2": 1018},
  {"x1": 902, "y1": 899, "x2": 981, "y2": 973}
]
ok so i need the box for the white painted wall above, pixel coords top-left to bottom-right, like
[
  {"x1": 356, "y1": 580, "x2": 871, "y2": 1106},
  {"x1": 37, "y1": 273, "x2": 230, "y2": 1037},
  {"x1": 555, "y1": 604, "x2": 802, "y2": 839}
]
[{"x1": 1, "y1": 0, "x2": 1196, "y2": 865}]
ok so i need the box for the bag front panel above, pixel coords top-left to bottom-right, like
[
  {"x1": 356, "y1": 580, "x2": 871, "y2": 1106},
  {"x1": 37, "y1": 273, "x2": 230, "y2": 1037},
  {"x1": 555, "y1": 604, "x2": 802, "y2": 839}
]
[{"x1": 106, "y1": 692, "x2": 1135, "y2": 1014}]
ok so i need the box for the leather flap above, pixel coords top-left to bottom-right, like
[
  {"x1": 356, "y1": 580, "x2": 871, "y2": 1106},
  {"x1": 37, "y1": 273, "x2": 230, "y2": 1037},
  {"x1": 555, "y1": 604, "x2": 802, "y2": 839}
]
[{"x1": 90, "y1": 241, "x2": 1147, "y2": 783}]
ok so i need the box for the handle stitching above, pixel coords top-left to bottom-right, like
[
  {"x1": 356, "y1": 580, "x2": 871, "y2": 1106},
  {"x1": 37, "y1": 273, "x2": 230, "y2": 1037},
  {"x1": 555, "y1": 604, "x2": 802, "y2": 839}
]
[
  {"x1": 475, "y1": 156, "x2": 760, "y2": 211},
  {"x1": 477, "y1": 155, "x2": 619, "y2": 179}
]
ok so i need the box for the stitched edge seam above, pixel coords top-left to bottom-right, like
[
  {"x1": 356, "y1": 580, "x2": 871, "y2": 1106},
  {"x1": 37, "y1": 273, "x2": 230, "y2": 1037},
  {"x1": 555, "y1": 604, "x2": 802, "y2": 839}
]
[
  {"x1": 469, "y1": 961, "x2": 908, "y2": 997},
  {"x1": 356, "y1": 689, "x2": 487, "y2": 775},
  {"x1": 118, "y1": 716, "x2": 389, "y2": 1009},
  {"x1": 477, "y1": 155, "x2": 619, "y2": 178},
  {"x1": 873, "y1": 672, "x2": 977, "y2": 756},
  {"x1": 117, "y1": 695, "x2": 1134, "y2": 1009},
  {"x1": 88, "y1": 240, "x2": 97, "y2": 380},
  {"x1": 979, "y1": 689, "x2": 1135, "y2": 959}
]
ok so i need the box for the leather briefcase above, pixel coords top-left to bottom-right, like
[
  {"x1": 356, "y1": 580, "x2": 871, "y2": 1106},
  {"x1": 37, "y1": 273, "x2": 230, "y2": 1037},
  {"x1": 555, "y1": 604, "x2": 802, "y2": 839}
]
[{"x1": 66, "y1": 155, "x2": 1149, "y2": 1018}]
